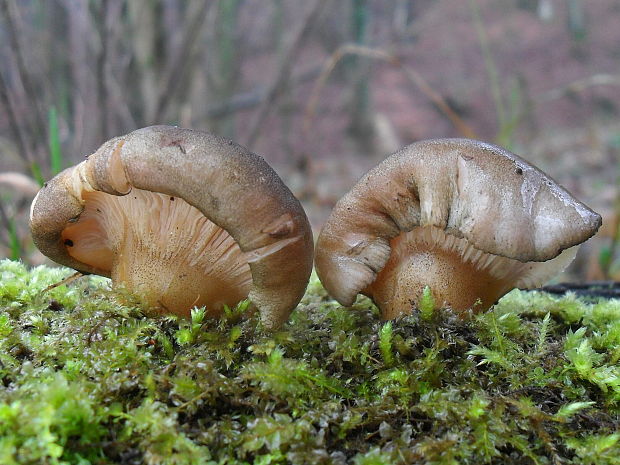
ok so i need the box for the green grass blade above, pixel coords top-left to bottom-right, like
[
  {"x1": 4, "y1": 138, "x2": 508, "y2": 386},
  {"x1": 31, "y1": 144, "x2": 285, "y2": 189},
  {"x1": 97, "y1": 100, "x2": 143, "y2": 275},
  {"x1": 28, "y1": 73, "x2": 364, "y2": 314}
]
[
  {"x1": 8, "y1": 218, "x2": 21, "y2": 260},
  {"x1": 48, "y1": 106, "x2": 63, "y2": 175},
  {"x1": 30, "y1": 162, "x2": 45, "y2": 187}
]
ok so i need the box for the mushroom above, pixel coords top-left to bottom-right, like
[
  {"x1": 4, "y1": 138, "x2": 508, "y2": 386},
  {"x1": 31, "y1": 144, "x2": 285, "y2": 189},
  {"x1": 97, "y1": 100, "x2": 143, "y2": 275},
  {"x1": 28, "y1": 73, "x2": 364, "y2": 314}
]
[
  {"x1": 315, "y1": 138, "x2": 602, "y2": 319},
  {"x1": 30, "y1": 126, "x2": 313, "y2": 329}
]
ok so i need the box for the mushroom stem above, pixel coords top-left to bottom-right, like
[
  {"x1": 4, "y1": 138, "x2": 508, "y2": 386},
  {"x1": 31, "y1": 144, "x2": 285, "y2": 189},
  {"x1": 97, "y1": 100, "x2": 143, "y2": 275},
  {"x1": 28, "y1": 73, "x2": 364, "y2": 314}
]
[
  {"x1": 364, "y1": 227, "x2": 512, "y2": 318},
  {"x1": 363, "y1": 226, "x2": 577, "y2": 319}
]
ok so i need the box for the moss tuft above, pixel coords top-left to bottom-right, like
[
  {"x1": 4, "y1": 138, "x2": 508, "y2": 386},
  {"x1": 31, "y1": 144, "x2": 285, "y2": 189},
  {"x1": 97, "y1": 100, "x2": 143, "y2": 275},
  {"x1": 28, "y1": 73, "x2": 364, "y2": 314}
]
[{"x1": 0, "y1": 260, "x2": 619, "y2": 464}]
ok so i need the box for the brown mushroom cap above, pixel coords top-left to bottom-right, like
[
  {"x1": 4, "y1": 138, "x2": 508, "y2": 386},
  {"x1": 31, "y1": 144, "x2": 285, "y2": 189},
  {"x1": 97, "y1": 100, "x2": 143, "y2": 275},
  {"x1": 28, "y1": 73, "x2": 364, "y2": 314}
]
[
  {"x1": 30, "y1": 125, "x2": 314, "y2": 329},
  {"x1": 315, "y1": 138, "x2": 602, "y2": 319}
]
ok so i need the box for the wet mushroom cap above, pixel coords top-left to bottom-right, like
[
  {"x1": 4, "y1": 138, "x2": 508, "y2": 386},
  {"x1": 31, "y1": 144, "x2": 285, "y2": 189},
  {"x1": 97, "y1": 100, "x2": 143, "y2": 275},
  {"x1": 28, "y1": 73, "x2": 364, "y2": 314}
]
[
  {"x1": 315, "y1": 138, "x2": 602, "y2": 319},
  {"x1": 30, "y1": 125, "x2": 314, "y2": 329}
]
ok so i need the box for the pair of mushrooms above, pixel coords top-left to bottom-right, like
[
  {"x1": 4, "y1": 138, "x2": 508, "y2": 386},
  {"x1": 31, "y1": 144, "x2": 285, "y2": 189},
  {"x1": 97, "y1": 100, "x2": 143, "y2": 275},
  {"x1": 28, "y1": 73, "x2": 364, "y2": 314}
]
[{"x1": 30, "y1": 126, "x2": 601, "y2": 328}]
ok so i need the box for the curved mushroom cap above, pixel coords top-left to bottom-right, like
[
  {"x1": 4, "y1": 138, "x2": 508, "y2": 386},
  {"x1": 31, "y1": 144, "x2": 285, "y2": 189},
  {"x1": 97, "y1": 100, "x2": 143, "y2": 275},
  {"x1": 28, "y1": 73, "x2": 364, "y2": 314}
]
[
  {"x1": 30, "y1": 125, "x2": 314, "y2": 329},
  {"x1": 315, "y1": 138, "x2": 602, "y2": 319}
]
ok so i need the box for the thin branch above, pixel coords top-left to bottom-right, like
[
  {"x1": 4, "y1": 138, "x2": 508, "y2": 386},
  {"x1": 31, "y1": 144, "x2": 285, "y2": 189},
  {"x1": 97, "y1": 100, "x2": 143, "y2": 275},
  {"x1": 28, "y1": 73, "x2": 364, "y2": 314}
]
[
  {"x1": 96, "y1": 0, "x2": 110, "y2": 139},
  {"x1": 469, "y1": 0, "x2": 506, "y2": 132},
  {"x1": 62, "y1": 0, "x2": 101, "y2": 158},
  {"x1": 102, "y1": 0, "x2": 127, "y2": 136},
  {"x1": 400, "y1": 65, "x2": 478, "y2": 139},
  {"x1": 204, "y1": 66, "x2": 322, "y2": 119},
  {"x1": 303, "y1": 44, "x2": 395, "y2": 135},
  {"x1": 243, "y1": 0, "x2": 330, "y2": 148},
  {"x1": 0, "y1": 0, "x2": 47, "y2": 142},
  {"x1": 0, "y1": 69, "x2": 36, "y2": 167},
  {"x1": 41, "y1": 271, "x2": 84, "y2": 294},
  {"x1": 302, "y1": 44, "x2": 477, "y2": 140},
  {"x1": 152, "y1": 0, "x2": 212, "y2": 123},
  {"x1": 538, "y1": 73, "x2": 620, "y2": 103}
]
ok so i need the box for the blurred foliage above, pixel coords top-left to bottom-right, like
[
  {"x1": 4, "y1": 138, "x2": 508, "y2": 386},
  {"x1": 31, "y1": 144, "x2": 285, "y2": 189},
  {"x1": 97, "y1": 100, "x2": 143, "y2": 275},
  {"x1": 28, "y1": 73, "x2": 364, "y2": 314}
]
[
  {"x1": 0, "y1": 0, "x2": 618, "y2": 275},
  {"x1": 0, "y1": 260, "x2": 619, "y2": 464}
]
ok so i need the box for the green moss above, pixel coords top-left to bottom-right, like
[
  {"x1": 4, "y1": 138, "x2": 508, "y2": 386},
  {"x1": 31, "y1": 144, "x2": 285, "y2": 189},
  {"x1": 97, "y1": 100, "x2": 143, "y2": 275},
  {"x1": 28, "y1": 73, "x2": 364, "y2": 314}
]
[{"x1": 0, "y1": 259, "x2": 619, "y2": 464}]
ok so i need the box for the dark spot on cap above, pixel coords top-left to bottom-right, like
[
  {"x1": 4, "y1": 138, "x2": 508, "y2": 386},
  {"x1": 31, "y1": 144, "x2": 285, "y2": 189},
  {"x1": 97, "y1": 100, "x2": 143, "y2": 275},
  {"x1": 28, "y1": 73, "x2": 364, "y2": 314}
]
[
  {"x1": 170, "y1": 197, "x2": 175, "y2": 201},
  {"x1": 208, "y1": 194, "x2": 220, "y2": 211},
  {"x1": 160, "y1": 135, "x2": 186, "y2": 154},
  {"x1": 64, "y1": 239, "x2": 74, "y2": 247},
  {"x1": 515, "y1": 167, "x2": 523, "y2": 175}
]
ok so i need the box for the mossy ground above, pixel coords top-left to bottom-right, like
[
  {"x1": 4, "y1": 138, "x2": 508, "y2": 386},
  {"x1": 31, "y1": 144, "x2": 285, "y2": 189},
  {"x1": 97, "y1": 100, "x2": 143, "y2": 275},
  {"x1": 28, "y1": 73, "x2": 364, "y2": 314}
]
[{"x1": 0, "y1": 259, "x2": 618, "y2": 465}]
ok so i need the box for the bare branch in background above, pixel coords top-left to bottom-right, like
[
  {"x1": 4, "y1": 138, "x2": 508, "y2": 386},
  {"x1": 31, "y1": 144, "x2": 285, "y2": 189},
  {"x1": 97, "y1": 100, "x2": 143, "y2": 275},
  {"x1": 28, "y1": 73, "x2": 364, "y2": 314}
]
[
  {"x1": 151, "y1": 0, "x2": 212, "y2": 123},
  {"x1": 243, "y1": 0, "x2": 330, "y2": 149},
  {"x1": 302, "y1": 44, "x2": 477, "y2": 140},
  {"x1": 64, "y1": 0, "x2": 97, "y2": 157},
  {"x1": 400, "y1": 66, "x2": 478, "y2": 139},
  {"x1": 203, "y1": 67, "x2": 322, "y2": 120},
  {"x1": 348, "y1": 0, "x2": 373, "y2": 143},
  {"x1": 104, "y1": 0, "x2": 126, "y2": 137},
  {"x1": 207, "y1": 0, "x2": 242, "y2": 139},
  {"x1": 0, "y1": 69, "x2": 36, "y2": 167},
  {"x1": 469, "y1": 0, "x2": 506, "y2": 137},
  {"x1": 539, "y1": 74, "x2": 620, "y2": 103},
  {"x1": 129, "y1": 0, "x2": 158, "y2": 122},
  {"x1": 0, "y1": 0, "x2": 48, "y2": 146},
  {"x1": 96, "y1": 0, "x2": 110, "y2": 139}
]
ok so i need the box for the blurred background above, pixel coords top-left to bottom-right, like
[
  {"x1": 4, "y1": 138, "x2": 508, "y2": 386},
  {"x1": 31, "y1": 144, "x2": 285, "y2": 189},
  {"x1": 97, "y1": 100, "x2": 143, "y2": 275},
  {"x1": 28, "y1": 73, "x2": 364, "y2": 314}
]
[{"x1": 0, "y1": 0, "x2": 618, "y2": 282}]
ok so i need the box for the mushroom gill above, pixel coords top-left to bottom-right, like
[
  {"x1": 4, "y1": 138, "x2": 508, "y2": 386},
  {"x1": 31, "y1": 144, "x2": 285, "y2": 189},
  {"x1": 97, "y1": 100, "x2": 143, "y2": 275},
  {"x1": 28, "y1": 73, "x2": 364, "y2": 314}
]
[{"x1": 61, "y1": 189, "x2": 252, "y2": 317}]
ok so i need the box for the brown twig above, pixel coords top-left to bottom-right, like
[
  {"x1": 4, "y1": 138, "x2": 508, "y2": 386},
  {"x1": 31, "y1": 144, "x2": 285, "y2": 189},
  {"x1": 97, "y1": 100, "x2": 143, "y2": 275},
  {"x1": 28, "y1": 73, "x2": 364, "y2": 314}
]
[
  {"x1": 243, "y1": 0, "x2": 330, "y2": 148},
  {"x1": 41, "y1": 271, "x2": 84, "y2": 294},
  {"x1": 302, "y1": 43, "x2": 477, "y2": 140}
]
